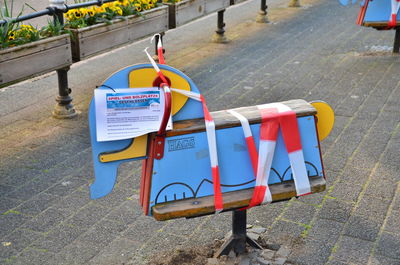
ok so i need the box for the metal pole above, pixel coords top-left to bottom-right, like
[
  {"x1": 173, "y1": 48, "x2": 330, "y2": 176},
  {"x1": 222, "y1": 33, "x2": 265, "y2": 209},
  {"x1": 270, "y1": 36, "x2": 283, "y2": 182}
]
[
  {"x1": 212, "y1": 9, "x2": 229, "y2": 43},
  {"x1": 256, "y1": 0, "x2": 269, "y2": 23},
  {"x1": 232, "y1": 210, "x2": 247, "y2": 254},
  {"x1": 393, "y1": 28, "x2": 400, "y2": 53},
  {"x1": 49, "y1": 0, "x2": 77, "y2": 118}
]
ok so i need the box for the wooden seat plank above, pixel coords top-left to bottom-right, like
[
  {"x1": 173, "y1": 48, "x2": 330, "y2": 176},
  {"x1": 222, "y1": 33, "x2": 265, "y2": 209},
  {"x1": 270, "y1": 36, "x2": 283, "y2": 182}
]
[{"x1": 152, "y1": 176, "x2": 326, "y2": 221}]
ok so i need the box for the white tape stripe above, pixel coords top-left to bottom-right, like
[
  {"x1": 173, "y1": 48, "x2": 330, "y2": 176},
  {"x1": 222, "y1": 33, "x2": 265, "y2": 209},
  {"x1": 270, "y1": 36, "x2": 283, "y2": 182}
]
[
  {"x1": 263, "y1": 187, "x2": 273, "y2": 203},
  {"x1": 288, "y1": 150, "x2": 311, "y2": 195},
  {"x1": 170, "y1": 88, "x2": 202, "y2": 101},
  {"x1": 205, "y1": 120, "x2": 218, "y2": 167},
  {"x1": 226, "y1": 110, "x2": 252, "y2": 137},
  {"x1": 392, "y1": 0, "x2": 400, "y2": 15},
  {"x1": 257, "y1": 103, "x2": 291, "y2": 113},
  {"x1": 256, "y1": 140, "x2": 276, "y2": 187},
  {"x1": 144, "y1": 47, "x2": 161, "y2": 73}
]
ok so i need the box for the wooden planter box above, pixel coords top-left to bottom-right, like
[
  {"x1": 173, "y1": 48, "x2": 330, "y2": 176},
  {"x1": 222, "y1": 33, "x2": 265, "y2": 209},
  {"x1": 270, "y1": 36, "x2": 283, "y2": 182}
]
[
  {"x1": 0, "y1": 34, "x2": 71, "y2": 86},
  {"x1": 70, "y1": 6, "x2": 168, "y2": 62},
  {"x1": 166, "y1": 0, "x2": 230, "y2": 28}
]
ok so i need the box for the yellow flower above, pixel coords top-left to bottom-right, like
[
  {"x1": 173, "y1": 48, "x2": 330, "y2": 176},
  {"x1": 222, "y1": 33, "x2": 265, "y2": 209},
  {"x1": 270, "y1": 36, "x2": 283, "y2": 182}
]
[
  {"x1": 87, "y1": 8, "x2": 96, "y2": 17},
  {"x1": 96, "y1": 6, "x2": 106, "y2": 13},
  {"x1": 134, "y1": 3, "x2": 142, "y2": 11}
]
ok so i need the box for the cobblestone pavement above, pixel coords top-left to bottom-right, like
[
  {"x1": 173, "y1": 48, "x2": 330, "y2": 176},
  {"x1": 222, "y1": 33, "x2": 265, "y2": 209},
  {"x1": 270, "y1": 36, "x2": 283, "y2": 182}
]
[{"x1": 1, "y1": 0, "x2": 400, "y2": 264}]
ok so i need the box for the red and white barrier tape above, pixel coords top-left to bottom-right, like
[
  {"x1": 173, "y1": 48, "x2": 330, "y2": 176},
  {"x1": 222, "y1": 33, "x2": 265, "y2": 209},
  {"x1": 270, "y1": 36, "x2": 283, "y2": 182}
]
[
  {"x1": 229, "y1": 103, "x2": 311, "y2": 209},
  {"x1": 144, "y1": 46, "x2": 224, "y2": 212},
  {"x1": 151, "y1": 34, "x2": 165, "y2": 64},
  {"x1": 389, "y1": 0, "x2": 400, "y2": 27}
]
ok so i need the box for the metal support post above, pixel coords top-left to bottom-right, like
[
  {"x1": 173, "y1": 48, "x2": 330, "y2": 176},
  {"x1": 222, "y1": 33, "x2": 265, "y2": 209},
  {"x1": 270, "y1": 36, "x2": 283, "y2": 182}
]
[
  {"x1": 256, "y1": 0, "x2": 269, "y2": 23},
  {"x1": 212, "y1": 9, "x2": 229, "y2": 43},
  {"x1": 52, "y1": 67, "x2": 77, "y2": 118},
  {"x1": 214, "y1": 210, "x2": 263, "y2": 257},
  {"x1": 49, "y1": 0, "x2": 77, "y2": 118},
  {"x1": 393, "y1": 28, "x2": 400, "y2": 53},
  {"x1": 288, "y1": 0, "x2": 301, "y2": 7}
]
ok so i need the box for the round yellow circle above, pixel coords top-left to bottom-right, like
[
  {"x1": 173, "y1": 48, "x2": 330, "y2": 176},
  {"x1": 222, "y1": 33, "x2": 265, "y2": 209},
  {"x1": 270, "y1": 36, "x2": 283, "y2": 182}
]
[
  {"x1": 128, "y1": 68, "x2": 191, "y2": 116},
  {"x1": 311, "y1": 101, "x2": 335, "y2": 141}
]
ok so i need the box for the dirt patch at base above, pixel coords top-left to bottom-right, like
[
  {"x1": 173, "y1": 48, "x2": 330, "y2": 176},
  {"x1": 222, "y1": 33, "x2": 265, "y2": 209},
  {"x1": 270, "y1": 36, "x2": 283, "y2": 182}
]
[{"x1": 148, "y1": 241, "x2": 222, "y2": 265}]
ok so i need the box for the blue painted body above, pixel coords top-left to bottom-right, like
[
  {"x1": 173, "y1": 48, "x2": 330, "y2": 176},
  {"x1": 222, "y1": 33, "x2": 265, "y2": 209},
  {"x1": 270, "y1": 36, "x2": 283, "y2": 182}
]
[
  {"x1": 364, "y1": 0, "x2": 398, "y2": 23},
  {"x1": 149, "y1": 116, "x2": 323, "y2": 211},
  {"x1": 89, "y1": 64, "x2": 203, "y2": 199}
]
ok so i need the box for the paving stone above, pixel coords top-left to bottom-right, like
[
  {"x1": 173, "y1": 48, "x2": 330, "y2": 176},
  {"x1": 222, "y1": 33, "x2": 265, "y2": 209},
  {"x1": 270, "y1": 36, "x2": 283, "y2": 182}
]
[
  {"x1": 15, "y1": 192, "x2": 60, "y2": 216},
  {"x1": 52, "y1": 240, "x2": 103, "y2": 265},
  {"x1": 6, "y1": 178, "x2": 54, "y2": 201},
  {"x1": 318, "y1": 198, "x2": 354, "y2": 223},
  {"x1": 45, "y1": 175, "x2": 88, "y2": 197},
  {"x1": 369, "y1": 254, "x2": 400, "y2": 265},
  {"x1": 50, "y1": 188, "x2": 91, "y2": 214},
  {"x1": 0, "y1": 212, "x2": 31, "y2": 239},
  {"x1": 247, "y1": 202, "x2": 287, "y2": 228},
  {"x1": 66, "y1": 203, "x2": 112, "y2": 229},
  {"x1": 1, "y1": 229, "x2": 41, "y2": 252},
  {"x1": 330, "y1": 181, "x2": 363, "y2": 202},
  {"x1": 353, "y1": 195, "x2": 391, "y2": 222},
  {"x1": 295, "y1": 193, "x2": 325, "y2": 206},
  {"x1": 7, "y1": 247, "x2": 56, "y2": 265},
  {"x1": 282, "y1": 201, "x2": 317, "y2": 225},
  {"x1": 104, "y1": 199, "x2": 142, "y2": 226},
  {"x1": 267, "y1": 220, "x2": 306, "y2": 246},
  {"x1": 339, "y1": 165, "x2": 372, "y2": 186},
  {"x1": 87, "y1": 237, "x2": 142, "y2": 265},
  {"x1": 307, "y1": 218, "x2": 343, "y2": 245},
  {"x1": 0, "y1": 197, "x2": 22, "y2": 214},
  {"x1": 22, "y1": 208, "x2": 70, "y2": 233},
  {"x1": 78, "y1": 219, "x2": 128, "y2": 248},
  {"x1": 288, "y1": 238, "x2": 333, "y2": 265},
  {"x1": 30, "y1": 223, "x2": 89, "y2": 253},
  {"x1": 123, "y1": 215, "x2": 167, "y2": 241},
  {"x1": 376, "y1": 231, "x2": 400, "y2": 259},
  {"x1": 385, "y1": 210, "x2": 400, "y2": 235},
  {"x1": 343, "y1": 214, "x2": 382, "y2": 242},
  {"x1": 364, "y1": 178, "x2": 397, "y2": 201},
  {"x1": 332, "y1": 236, "x2": 373, "y2": 264}
]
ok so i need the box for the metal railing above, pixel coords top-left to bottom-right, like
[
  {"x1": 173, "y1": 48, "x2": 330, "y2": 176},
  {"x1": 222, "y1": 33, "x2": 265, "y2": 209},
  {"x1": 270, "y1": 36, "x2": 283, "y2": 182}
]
[{"x1": 1, "y1": 0, "x2": 269, "y2": 118}]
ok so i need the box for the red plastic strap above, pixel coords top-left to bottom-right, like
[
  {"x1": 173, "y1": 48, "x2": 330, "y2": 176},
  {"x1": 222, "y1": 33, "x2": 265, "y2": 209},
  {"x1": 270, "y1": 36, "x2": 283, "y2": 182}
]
[
  {"x1": 200, "y1": 95, "x2": 224, "y2": 211},
  {"x1": 158, "y1": 47, "x2": 165, "y2": 64},
  {"x1": 279, "y1": 111, "x2": 302, "y2": 153},
  {"x1": 212, "y1": 166, "x2": 224, "y2": 210}
]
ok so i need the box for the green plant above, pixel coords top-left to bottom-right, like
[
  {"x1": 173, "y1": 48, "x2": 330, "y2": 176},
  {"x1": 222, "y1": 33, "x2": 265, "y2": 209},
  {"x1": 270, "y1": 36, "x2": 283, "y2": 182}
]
[{"x1": 0, "y1": 0, "x2": 40, "y2": 49}]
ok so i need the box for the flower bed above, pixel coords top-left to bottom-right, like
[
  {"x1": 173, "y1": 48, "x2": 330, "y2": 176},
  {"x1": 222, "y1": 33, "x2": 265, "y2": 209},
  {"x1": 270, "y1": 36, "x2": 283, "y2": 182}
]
[{"x1": 69, "y1": 5, "x2": 168, "y2": 61}]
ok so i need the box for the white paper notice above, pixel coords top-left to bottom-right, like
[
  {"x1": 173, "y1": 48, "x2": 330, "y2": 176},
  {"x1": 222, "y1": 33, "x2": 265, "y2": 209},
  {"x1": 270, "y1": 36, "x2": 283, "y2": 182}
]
[{"x1": 94, "y1": 87, "x2": 172, "y2": 142}]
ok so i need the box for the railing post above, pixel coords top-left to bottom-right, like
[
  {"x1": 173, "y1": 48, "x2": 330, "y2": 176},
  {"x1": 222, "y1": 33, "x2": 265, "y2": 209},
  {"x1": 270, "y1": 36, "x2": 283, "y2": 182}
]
[
  {"x1": 49, "y1": 0, "x2": 77, "y2": 118},
  {"x1": 393, "y1": 27, "x2": 400, "y2": 53},
  {"x1": 256, "y1": 0, "x2": 269, "y2": 23},
  {"x1": 212, "y1": 9, "x2": 229, "y2": 43}
]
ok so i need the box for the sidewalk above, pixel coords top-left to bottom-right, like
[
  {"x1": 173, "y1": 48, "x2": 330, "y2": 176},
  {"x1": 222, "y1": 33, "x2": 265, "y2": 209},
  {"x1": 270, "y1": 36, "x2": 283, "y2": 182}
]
[{"x1": 1, "y1": 0, "x2": 400, "y2": 264}]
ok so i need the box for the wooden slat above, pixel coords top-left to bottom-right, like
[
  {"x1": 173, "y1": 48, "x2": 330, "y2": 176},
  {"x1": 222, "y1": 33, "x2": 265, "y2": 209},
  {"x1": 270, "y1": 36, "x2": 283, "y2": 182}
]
[
  {"x1": 0, "y1": 34, "x2": 70, "y2": 62},
  {"x1": 152, "y1": 176, "x2": 326, "y2": 221},
  {"x1": 167, "y1": 99, "x2": 316, "y2": 137},
  {"x1": 175, "y1": 0, "x2": 206, "y2": 27},
  {"x1": 0, "y1": 35, "x2": 71, "y2": 85},
  {"x1": 204, "y1": 0, "x2": 230, "y2": 14}
]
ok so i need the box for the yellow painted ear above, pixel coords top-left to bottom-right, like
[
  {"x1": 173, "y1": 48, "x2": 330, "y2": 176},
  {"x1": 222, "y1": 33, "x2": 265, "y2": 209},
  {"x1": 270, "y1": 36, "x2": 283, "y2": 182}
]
[
  {"x1": 128, "y1": 68, "x2": 191, "y2": 116},
  {"x1": 311, "y1": 101, "x2": 335, "y2": 141}
]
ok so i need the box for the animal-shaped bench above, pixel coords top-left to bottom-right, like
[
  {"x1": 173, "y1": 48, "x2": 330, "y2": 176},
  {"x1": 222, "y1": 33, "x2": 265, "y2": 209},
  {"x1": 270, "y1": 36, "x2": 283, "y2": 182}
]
[{"x1": 88, "y1": 63, "x2": 334, "y2": 221}]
